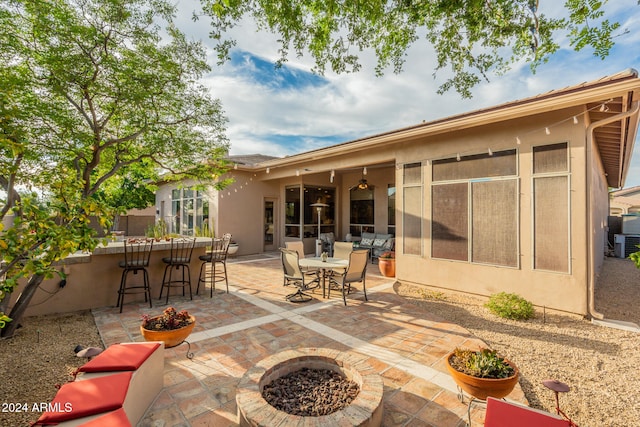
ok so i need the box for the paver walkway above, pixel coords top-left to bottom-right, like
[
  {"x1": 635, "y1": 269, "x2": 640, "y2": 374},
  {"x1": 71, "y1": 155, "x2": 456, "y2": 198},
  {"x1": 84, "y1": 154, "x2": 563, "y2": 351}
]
[{"x1": 92, "y1": 253, "x2": 526, "y2": 426}]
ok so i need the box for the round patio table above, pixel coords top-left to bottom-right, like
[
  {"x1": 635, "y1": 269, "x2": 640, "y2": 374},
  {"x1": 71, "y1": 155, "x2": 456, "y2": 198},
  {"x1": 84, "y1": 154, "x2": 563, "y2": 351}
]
[{"x1": 299, "y1": 257, "x2": 348, "y2": 299}]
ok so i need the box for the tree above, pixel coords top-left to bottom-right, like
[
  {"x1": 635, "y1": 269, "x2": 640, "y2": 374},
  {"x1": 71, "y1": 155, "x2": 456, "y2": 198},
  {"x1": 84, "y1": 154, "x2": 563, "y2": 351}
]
[
  {"x1": 0, "y1": 0, "x2": 230, "y2": 337},
  {"x1": 201, "y1": 0, "x2": 627, "y2": 98}
]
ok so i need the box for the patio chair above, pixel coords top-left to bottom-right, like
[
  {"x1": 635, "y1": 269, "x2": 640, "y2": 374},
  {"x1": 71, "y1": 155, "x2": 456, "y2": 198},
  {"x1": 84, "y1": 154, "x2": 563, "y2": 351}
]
[
  {"x1": 332, "y1": 241, "x2": 353, "y2": 259},
  {"x1": 285, "y1": 241, "x2": 320, "y2": 286},
  {"x1": 159, "y1": 237, "x2": 196, "y2": 304},
  {"x1": 280, "y1": 248, "x2": 318, "y2": 303},
  {"x1": 196, "y1": 233, "x2": 231, "y2": 296},
  {"x1": 117, "y1": 238, "x2": 154, "y2": 313},
  {"x1": 327, "y1": 241, "x2": 353, "y2": 287},
  {"x1": 329, "y1": 249, "x2": 369, "y2": 305}
]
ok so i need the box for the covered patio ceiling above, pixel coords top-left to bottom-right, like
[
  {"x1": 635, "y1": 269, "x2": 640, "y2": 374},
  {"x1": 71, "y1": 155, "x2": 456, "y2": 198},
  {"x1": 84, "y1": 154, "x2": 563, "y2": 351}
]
[{"x1": 588, "y1": 96, "x2": 638, "y2": 188}]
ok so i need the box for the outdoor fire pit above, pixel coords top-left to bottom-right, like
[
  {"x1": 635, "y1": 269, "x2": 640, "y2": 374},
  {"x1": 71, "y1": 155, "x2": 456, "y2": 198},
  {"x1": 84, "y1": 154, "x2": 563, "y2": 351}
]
[{"x1": 236, "y1": 348, "x2": 384, "y2": 426}]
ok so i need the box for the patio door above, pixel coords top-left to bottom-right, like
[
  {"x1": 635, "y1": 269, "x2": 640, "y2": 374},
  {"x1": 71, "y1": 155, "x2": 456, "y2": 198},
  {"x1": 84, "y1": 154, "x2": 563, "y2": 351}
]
[{"x1": 264, "y1": 198, "x2": 277, "y2": 251}]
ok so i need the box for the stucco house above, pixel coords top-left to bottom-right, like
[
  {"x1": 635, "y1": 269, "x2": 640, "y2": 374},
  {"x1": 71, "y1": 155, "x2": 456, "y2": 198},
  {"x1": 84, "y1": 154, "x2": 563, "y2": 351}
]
[
  {"x1": 155, "y1": 69, "x2": 640, "y2": 318},
  {"x1": 610, "y1": 186, "x2": 640, "y2": 215}
]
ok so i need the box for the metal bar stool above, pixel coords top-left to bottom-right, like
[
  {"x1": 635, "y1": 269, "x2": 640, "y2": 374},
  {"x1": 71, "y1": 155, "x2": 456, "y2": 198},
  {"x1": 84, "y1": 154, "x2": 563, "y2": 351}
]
[
  {"x1": 117, "y1": 238, "x2": 154, "y2": 313},
  {"x1": 196, "y1": 233, "x2": 231, "y2": 296},
  {"x1": 159, "y1": 237, "x2": 196, "y2": 304}
]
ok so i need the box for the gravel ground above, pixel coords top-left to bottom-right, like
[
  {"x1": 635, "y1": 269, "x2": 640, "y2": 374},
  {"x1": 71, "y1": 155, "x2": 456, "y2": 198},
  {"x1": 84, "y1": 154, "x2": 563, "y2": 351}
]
[
  {"x1": 0, "y1": 311, "x2": 101, "y2": 427},
  {"x1": 0, "y1": 257, "x2": 638, "y2": 427},
  {"x1": 396, "y1": 256, "x2": 640, "y2": 427}
]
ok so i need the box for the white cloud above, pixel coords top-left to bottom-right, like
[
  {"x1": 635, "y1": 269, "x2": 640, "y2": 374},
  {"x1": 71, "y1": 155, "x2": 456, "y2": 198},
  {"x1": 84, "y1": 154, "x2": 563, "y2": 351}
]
[{"x1": 174, "y1": 1, "x2": 640, "y2": 188}]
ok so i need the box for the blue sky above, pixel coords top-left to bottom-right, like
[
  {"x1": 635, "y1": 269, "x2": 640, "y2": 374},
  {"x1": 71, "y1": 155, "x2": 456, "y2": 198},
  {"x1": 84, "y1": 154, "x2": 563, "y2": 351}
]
[{"x1": 174, "y1": 1, "x2": 640, "y2": 188}]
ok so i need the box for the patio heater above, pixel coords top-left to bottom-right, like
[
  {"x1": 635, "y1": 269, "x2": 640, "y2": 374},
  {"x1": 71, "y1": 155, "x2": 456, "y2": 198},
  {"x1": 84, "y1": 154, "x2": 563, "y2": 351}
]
[{"x1": 310, "y1": 202, "x2": 329, "y2": 256}]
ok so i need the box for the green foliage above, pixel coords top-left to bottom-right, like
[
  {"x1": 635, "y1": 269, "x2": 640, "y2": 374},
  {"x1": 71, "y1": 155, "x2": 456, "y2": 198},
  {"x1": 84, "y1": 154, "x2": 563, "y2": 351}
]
[
  {"x1": 200, "y1": 0, "x2": 627, "y2": 98},
  {"x1": 450, "y1": 348, "x2": 515, "y2": 379},
  {"x1": 146, "y1": 220, "x2": 169, "y2": 239},
  {"x1": 0, "y1": 313, "x2": 11, "y2": 329},
  {"x1": 418, "y1": 289, "x2": 447, "y2": 301},
  {"x1": 0, "y1": 0, "x2": 231, "y2": 335},
  {"x1": 629, "y1": 245, "x2": 640, "y2": 269},
  {"x1": 485, "y1": 292, "x2": 535, "y2": 320},
  {"x1": 194, "y1": 222, "x2": 214, "y2": 238},
  {"x1": 379, "y1": 251, "x2": 395, "y2": 259}
]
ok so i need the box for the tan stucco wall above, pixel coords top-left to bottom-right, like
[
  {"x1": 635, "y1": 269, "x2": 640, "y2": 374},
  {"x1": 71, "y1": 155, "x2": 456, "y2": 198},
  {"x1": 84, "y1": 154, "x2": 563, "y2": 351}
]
[
  {"x1": 155, "y1": 174, "x2": 280, "y2": 255},
  {"x1": 10, "y1": 244, "x2": 207, "y2": 317},
  {"x1": 217, "y1": 171, "x2": 280, "y2": 255},
  {"x1": 393, "y1": 108, "x2": 592, "y2": 315}
]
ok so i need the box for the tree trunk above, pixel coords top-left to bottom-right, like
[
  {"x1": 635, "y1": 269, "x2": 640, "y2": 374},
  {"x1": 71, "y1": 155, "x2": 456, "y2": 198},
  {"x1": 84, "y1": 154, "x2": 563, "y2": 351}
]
[{"x1": 1, "y1": 273, "x2": 45, "y2": 338}]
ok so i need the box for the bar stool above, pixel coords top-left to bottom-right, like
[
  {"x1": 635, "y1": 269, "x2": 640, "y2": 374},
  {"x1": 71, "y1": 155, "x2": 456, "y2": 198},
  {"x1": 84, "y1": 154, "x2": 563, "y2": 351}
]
[
  {"x1": 117, "y1": 238, "x2": 154, "y2": 313},
  {"x1": 196, "y1": 233, "x2": 231, "y2": 296},
  {"x1": 159, "y1": 237, "x2": 196, "y2": 304}
]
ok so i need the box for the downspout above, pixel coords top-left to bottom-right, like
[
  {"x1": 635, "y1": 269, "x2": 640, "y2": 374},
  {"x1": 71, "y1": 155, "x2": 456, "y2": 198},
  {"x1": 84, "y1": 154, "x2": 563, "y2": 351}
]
[{"x1": 586, "y1": 100, "x2": 640, "y2": 320}]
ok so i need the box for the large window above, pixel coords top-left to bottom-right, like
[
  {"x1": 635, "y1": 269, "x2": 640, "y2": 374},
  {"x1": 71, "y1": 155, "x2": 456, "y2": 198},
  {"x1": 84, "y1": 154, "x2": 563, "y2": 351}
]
[
  {"x1": 350, "y1": 187, "x2": 374, "y2": 236},
  {"x1": 403, "y1": 163, "x2": 422, "y2": 255},
  {"x1": 431, "y1": 150, "x2": 518, "y2": 267},
  {"x1": 533, "y1": 143, "x2": 570, "y2": 272},
  {"x1": 171, "y1": 188, "x2": 208, "y2": 235},
  {"x1": 285, "y1": 185, "x2": 335, "y2": 238},
  {"x1": 285, "y1": 186, "x2": 301, "y2": 237}
]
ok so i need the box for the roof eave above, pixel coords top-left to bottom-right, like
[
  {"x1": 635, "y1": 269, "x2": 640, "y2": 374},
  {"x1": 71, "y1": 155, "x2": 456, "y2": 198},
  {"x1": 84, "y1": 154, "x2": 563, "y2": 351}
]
[{"x1": 257, "y1": 72, "x2": 640, "y2": 170}]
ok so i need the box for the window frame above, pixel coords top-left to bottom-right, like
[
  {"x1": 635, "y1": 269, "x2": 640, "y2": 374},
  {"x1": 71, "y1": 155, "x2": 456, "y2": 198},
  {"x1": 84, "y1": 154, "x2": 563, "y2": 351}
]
[
  {"x1": 430, "y1": 149, "x2": 520, "y2": 268},
  {"x1": 531, "y1": 142, "x2": 571, "y2": 274},
  {"x1": 402, "y1": 162, "x2": 423, "y2": 256}
]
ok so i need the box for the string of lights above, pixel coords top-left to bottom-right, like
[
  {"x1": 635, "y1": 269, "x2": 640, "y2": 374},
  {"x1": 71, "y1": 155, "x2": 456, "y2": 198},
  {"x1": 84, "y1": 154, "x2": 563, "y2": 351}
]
[{"x1": 225, "y1": 98, "x2": 615, "y2": 190}]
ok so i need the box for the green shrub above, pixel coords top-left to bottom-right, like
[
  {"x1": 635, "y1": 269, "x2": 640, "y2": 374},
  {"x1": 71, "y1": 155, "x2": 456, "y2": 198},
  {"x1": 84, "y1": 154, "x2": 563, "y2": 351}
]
[
  {"x1": 485, "y1": 292, "x2": 534, "y2": 320},
  {"x1": 450, "y1": 348, "x2": 514, "y2": 378}
]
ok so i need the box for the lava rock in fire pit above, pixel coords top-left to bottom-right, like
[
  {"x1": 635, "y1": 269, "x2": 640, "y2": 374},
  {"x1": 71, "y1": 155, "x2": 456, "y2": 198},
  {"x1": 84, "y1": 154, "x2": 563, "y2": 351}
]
[{"x1": 262, "y1": 367, "x2": 360, "y2": 416}]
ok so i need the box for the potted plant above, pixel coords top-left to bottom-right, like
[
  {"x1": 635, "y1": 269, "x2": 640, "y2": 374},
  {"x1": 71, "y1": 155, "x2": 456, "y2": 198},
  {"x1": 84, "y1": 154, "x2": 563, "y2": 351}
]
[
  {"x1": 377, "y1": 251, "x2": 395, "y2": 277},
  {"x1": 227, "y1": 239, "x2": 239, "y2": 256},
  {"x1": 140, "y1": 307, "x2": 196, "y2": 348},
  {"x1": 445, "y1": 347, "x2": 519, "y2": 400}
]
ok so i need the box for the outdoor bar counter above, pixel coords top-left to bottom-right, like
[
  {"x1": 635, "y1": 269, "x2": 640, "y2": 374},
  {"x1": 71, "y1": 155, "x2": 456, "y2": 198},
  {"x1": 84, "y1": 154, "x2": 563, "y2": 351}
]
[{"x1": 9, "y1": 238, "x2": 212, "y2": 317}]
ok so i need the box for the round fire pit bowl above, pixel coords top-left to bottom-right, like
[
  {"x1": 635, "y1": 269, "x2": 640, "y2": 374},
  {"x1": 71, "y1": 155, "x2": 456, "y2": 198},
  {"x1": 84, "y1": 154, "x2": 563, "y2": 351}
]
[{"x1": 236, "y1": 348, "x2": 384, "y2": 426}]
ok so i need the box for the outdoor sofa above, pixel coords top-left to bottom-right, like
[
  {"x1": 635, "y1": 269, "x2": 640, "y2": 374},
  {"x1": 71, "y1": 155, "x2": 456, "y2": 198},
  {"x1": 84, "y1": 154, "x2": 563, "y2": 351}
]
[{"x1": 358, "y1": 232, "x2": 395, "y2": 261}]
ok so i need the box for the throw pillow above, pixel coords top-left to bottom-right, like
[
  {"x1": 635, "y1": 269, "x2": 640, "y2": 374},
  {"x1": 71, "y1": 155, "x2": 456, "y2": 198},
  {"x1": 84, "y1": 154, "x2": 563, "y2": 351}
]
[
  {"x1": 360, "y1": 238, "x2": 373, "y2": 246},
  {"x1": 373, "y1": 238, "x2": 386, "y2": 247}
]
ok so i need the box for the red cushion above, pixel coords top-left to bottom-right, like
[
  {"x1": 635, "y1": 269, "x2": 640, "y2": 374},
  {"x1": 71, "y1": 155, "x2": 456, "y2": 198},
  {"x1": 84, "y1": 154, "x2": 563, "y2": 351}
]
[
  {"x1": 484, "y1": 397, "x2": 570, "y2": 427},
  {"x1": 34, "y1": 371, "x2": 131, "y2": 424},
  {"x1": 79, "y1": 343, "x2": 160, "y2": 372},
  {"x1": 76, "y1": 408, "x2": 131, "y2": 426}
]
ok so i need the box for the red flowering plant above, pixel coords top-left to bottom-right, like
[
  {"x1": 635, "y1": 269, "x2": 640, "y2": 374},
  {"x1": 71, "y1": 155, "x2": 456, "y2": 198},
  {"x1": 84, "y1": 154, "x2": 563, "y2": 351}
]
[
  {"x1": 379, "y1": 251, "x2": 395, "y2": 259},
  {"x1": 141, "y1": 307, "x2": 193, "y2": 331}
]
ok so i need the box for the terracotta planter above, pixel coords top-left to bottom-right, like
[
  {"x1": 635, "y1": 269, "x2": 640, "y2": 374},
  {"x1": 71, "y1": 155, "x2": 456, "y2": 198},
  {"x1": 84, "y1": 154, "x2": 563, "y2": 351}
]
[
  {"x1": 445, "y1": 351, "x2": 519, "y2": 400},
  {"x1": 140, "y1": 315, "x2": 196, "y2": 348},
  {"x1": 378, "y1": 258, "x2": 395, "y2": 277}
]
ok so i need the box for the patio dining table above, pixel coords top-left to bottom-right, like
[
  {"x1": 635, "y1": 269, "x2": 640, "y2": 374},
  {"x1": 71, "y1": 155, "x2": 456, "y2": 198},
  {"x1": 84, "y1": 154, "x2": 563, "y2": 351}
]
[{"x1": 299, "y1": 257, "x2": 348, "y2": 299}]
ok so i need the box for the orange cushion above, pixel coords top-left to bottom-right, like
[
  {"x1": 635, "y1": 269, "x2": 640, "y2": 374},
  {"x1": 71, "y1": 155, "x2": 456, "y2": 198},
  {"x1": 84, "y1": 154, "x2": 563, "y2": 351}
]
[
  {"x1": 484, "y1": 397, "x2": 570, "y2": 427},
  {"x1": 34, "y1": 371, "x2": 131, "y2": 425},
  {"x1": 78, "y1": 343, "x2": 160, "y2": 372},
  {"x1": 76, "y1": 408, "x2": 131, "y2": 426}
]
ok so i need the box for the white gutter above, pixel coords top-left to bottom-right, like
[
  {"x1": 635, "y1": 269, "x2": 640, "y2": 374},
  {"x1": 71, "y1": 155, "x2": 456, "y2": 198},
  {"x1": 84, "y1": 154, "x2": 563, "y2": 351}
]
[{"x1": 586, "y1": 100, "x2": 640, "y2": 320}]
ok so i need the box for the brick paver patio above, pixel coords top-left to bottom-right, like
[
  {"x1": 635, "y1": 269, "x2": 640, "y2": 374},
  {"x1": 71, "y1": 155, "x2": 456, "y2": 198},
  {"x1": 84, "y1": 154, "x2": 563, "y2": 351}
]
[{"x1": 92, "y1": 253, "x2": 526, "y2": 426}]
